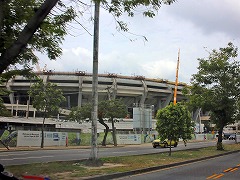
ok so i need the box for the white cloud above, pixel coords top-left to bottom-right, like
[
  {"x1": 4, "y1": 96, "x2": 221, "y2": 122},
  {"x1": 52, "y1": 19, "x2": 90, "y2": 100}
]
[
  {"x1": 37, "y1": 0, "x2": 240, "y2": 83},
  {"x1": 141, "y1": 59, "x2": 176, "y2": 79}
]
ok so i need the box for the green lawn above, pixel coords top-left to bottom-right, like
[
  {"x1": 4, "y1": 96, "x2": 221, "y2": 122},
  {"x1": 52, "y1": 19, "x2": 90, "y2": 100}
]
[{"x1": 5, "y1": 143, "x2": 240, "y2": 180}]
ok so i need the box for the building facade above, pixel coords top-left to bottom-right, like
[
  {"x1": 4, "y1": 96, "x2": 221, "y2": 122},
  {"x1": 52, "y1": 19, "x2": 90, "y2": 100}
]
[{"x1": 1, "y1": 71, "x2": 187, "y2": 118}]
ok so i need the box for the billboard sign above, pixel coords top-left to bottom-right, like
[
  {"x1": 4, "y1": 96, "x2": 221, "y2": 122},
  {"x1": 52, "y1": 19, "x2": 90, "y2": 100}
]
[{"x1": 17, "y1": 130, "x2": 68, "y2": 147}]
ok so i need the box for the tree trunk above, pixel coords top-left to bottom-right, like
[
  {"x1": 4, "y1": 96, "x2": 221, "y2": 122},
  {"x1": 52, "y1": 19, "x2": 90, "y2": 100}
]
[
  {"x1": 111, "y1": 117, "x2": 117, "y2": 146},
  {"x1": 0, "y1": 0, "x2": 59, "y2": 74},
  {"x1": 98, "y1": 117, "x2": 109, "y2": 146},
  {"x1": 0, "y1": 0, "x2": 4, "y2": 35},
  {"x1": 41, "y1": 111, "x2": 46, "y2": 148},
  {"x1": 217, "y1": 127, "x2": 224, "y2": 150},
  {"x1": 169, "y1": 139, "x2": 172, "y2": 156}
]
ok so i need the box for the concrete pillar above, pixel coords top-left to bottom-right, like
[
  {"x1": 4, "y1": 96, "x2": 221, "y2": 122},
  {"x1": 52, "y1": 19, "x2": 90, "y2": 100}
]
[
  {"x1": 78, "y1": 76, "x2": 83, "y2": 107},
  {"x1": 15, "y1": 100, "x2": 19, "y2": 117},
  {"x1": 11, "y1": 105, "x2": 14, "y2": 116},
  {"x1": 67, "y1": 96, "x2": 71, "y2": 109},
  {"x1": 162, "y1": 85, "x2": 173, "y2": 108},
  {"x1": 6, "y1": 79, "x2": 15, "y2": 104},
  {"x1": 163, "y1": 93, "x2": 173, "y2": 108},
  {"x1": 157, "y1": 98, "x2": 162, "y2": 110},
  {"x1": 112, "y1": 78, "x2": 117, "y2": 99},
  {"x1": 26, "y1": 100, "x2": 30, "y2": 118},
  {"x1": 140, "y1": 80, "x2": 148, "y2": 105},
  {"x1": 43, "y1": 75, "x2": 48, "y2": 83}
]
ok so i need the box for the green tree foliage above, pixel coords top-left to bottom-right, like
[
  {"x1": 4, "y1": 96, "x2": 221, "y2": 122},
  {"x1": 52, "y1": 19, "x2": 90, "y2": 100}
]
[
  {"x1": 0, "y1": 77, "x2": 11, "y2": 117},
  {"x1": 28, "y1": 80, "x2": 66, "y2": 148},
  {"x1": 156, "y1": 103, "x2": 194, "y2": 156},
  {"x1": 68, "y1": 99, "x2": 127, "y2": 146},
  {"x1": 185, "y1": 42, "x2": 240, "y2": 150},
  {"x1": 101, "y1": 99, "x2": 128, "y2": 146},
  {"x1": 68, "y1": 103, "x2": 92, "y2": 122},
  {"x1": 0, "y1": 96, "x2": 11, "y2": 117},
  {"x1": 0, "y1": 0, "x2": 76, "y2": 73},
  {"x1": 102, "y1": 0, "x2": 176, "y2": 31}
]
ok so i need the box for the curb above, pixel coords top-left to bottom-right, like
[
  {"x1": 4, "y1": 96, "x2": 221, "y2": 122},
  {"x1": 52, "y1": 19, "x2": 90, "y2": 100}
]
[
  {"x1": 85, "y1": 150, "x2": 240, "y2": 180},
  {"x1": 0, "y1": 144, "x2": 128, "y2": 152}
]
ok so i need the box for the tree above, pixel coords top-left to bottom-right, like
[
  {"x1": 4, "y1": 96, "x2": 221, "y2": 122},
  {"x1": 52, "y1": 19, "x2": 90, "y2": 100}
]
[
  {"x1": 0, "y1": 97, "x2": 11, "y2": 117},
  {"x1": 0, "y1": 0, "x2": 76, "y2": 74},
  {"x1": 0, "y1": 77, "x2": 10, "y2": 117},
  {"x1": 100, "y1": 99, "x2": 127, "y2": 146},
  {"x1": 185, "y1": 42, "x2": 240, "y2": 150},
  {"x1": 68, "y1": 102, "x2": 110, "y2": 146},
  {"x1": 28, "y1": 80, "x2": 66, "y2": 148},
  {"x1": 68, "y1": 99, "x2": 127, "y2": 146},
  {"x1": 156, "y1": 103, "x2": 194, "y2": 156}
]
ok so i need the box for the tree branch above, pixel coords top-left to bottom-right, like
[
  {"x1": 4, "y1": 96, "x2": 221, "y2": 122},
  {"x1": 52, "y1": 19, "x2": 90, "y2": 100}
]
[{"x1": 0, "y1": 0, "x2": 59, "y2": 74}]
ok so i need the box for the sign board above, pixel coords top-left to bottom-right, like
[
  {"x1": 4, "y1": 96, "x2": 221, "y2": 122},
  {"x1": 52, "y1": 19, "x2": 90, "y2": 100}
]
[
  {"x1": 133, "y1": 107, "x2": 152, "y2": 129},
  {"x1": 17, "y1": 130, "x2": 68, "y2": 147},
  {"x1": 117, "y1": 134, "x2": 141, "y2": 144}
]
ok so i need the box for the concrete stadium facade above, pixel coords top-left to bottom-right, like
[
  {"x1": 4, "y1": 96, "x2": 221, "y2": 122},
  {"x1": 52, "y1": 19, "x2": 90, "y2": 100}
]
[{"x1": 2, "y1": 71, "x2": 187, "y2": 117}]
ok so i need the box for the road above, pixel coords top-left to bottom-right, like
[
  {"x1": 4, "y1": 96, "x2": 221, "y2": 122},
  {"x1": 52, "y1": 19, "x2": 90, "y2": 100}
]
[
  {"x1": 0, "y1": 140, "x2": 234, "y2": 166},
  {"x1": 119, "y1": 151, "x2": 240, "y2": 180}
]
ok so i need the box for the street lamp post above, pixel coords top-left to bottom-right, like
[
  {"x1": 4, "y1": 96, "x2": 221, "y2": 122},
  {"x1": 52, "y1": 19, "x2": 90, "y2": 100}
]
[{"x1": 90, "y1": 0, "x2": 100, "y2": 162}]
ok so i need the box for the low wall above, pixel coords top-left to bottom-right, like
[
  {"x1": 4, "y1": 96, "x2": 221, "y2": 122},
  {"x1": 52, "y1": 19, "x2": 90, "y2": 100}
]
[
  {"x1": 195, "y1": 134, "x2": 215, "y2": 141},
  {"x1": 116, "y1": 134, "x2": 141, "y2": 144},
  {"x1": 17, "y1": 130, "x2": 68, "y2": 147}
]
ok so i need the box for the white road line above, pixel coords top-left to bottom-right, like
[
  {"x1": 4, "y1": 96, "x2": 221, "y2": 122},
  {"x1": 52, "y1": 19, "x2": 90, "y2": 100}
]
[
  {"x1": 1, "y1": 155, "x2": 54, "y2": 161},
  {"x1": 112, "y1": 151, "x2": 136, "y2": 154},
  {"x1": 0, "y1": 153, "x2": 29, "y2": 157}
]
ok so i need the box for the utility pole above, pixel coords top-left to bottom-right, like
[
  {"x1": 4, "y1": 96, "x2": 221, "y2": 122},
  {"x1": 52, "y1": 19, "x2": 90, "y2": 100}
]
[
  {"x1": 90, "y1": 0, "x2": 100, "y2": 162},
  {"x1": 173, "y1": 49, "x2": 180, "y2": 105}
]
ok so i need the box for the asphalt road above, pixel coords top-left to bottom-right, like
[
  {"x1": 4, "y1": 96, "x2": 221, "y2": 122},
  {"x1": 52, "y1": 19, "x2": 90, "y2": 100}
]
[
  {"x1": 0, "y1": 140, "x2": 234, "y2": 166},
  {"x1": 118, "y1": 151, "x2": 240, "y2": 180}
]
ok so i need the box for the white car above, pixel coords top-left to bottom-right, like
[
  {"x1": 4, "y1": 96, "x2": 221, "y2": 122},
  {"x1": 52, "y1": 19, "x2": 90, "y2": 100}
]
[{"x1": 228, "y1": 134, "x2": 236, "y2": 140}]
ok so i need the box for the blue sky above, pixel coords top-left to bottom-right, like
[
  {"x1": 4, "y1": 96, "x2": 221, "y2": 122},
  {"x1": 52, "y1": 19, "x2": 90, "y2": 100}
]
[{"x1": 37, "y1": 0, "x2": 240, "y2": 84}]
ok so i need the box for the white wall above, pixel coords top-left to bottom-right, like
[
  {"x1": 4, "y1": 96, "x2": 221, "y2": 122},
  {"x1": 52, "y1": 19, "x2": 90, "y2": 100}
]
[
  {"x1": 117, "y1": 134, "x2": 141, "y2": 144},
  {"x1": 17, "y1": 130, "x2": 68, "y2": 147}
]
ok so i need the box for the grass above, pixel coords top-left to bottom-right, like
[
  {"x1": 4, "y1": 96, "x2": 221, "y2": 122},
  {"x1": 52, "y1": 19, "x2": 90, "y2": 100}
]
[{"x1": 5, "y1": 143, "x2": 240, "y2": 180}]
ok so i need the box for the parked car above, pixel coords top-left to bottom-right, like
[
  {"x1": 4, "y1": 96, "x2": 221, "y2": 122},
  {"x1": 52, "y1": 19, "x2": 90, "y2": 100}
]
[
  {"x1": 152, "y1": 139, "x2": 178, "y2": 148},
  {"x1": 223, "y1": 133, "x2": 232, "y2": 140},
  {"x1": 228, "y1": 134, "x2": 236, "y2": 140}
]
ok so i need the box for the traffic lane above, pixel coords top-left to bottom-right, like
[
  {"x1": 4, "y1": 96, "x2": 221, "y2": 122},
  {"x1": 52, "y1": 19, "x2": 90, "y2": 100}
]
[
  {"x1": 97, "y1": 140, "x2": 232, "y2": 158},
  {"x1": 120, "y1": 152, "x2": 240, "y2": 180},
  {"x1": 0, "y1": 142, "x2": 204, "y2": 166},
  {"x1": 0, "y1": 140, "x2": 234, "y2": 166},
  {"x1": 0, "y1": 149, "x2": 91, "y2": 166}
]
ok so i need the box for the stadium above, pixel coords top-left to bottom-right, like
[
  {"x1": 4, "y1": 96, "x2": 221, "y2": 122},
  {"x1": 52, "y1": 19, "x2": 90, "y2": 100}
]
[
  {"x1": 1, "y1": 71, "x2": 188, "y2": 118},
  {"x1": 2, "y1": 71, "x2": 229, "y2": 147}
]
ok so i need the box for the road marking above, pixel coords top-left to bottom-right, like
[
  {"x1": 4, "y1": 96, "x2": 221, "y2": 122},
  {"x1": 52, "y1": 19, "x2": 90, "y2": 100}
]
[
  {"x1": 229, "y1": 167, "x2": 238, "y2": 172},
  {"x1": 213, "y1": 173, "x2": 224, "y2": 179},
  {"x1": 0, "y1": 153, "x2": 29, "y2": 157},
  {"x1": 223, "y1": 168, "x2": 232, "y2": 172},
  {"x1": 206, "y1": 174, "x2": 218, "y2": 179},
  {"x1": 207, "y1": 164, "x2": 239, "y2": 179},
  {"x1": 112, "y1": 151, "x2": 136, "y2": 154},
  {"x1": 1, "y1": 155, "x2": 54, "y2": 161}
]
